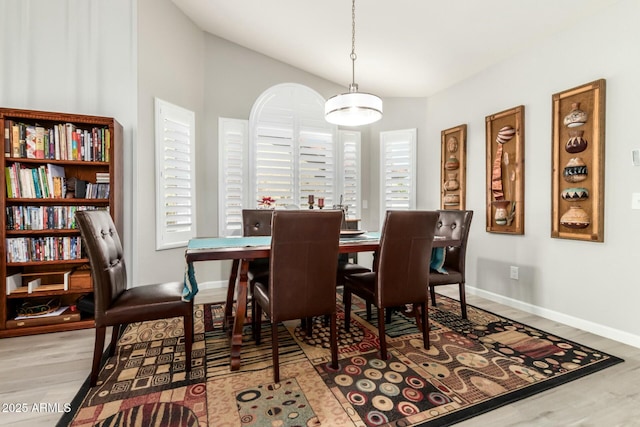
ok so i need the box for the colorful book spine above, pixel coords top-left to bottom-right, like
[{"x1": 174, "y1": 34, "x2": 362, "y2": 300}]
[{"x1": 35, "y1": 126, "x2": 45, "y2": 159}]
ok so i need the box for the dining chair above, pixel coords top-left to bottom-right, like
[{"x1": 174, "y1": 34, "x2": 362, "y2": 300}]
[
  {"x1": 343, "y1": 210, "x2": 438, "y2": 360},
  {"x1": 336, "y1": 207, "x2": 371, "y2": 299},
  {"x1": 241, "y1": 209, "x2": 273, "y2": 331},
  {"x1": 429, "y1": 209, "x2": 473, "y2": 319},
  {"x1": 75, "y1": 210, "x2": 193, "y2": 387},
  {"x1": 252, "y1": 210, "x2": 342, "y2": 383}
]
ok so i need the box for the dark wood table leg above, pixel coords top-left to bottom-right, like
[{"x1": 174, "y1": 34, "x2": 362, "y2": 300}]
[
  {"x1": 230, "y1": 259, "x2": 249, "y2": 371},
  {"x1": 224, "y1": 259, "x2": 240, "y2": 331}
]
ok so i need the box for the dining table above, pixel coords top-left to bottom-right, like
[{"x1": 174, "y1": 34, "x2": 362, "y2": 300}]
[{"x1": 184, "y1": 231, "x2": 460, "y2": 371}]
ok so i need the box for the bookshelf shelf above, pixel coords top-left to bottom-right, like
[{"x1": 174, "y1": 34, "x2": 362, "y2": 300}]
[
  {"x1": 6, "y1": 229, "x2": 80, "y2": 236},
  {"x1": 5, "y1": 198, "x2": 110, "y2": 204},
  {"x1": 1, "y1": 107, "x2": 122, "y2": 338},
  {"x1": 6, "y1": 259, "x2": 89, "y2": 267}
]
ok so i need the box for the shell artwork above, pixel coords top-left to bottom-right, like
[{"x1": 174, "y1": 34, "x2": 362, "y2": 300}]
[
  {"x1": 447, "y1": 136, "x2": 459, "y2": 153},
  {"x1": 565, "y1": 129, "x2": 588, "y2": 153},
  {"x1": 496, "y1": 126, "x2": 516, "y2": 144},
  {"x1": 563, "y1": 157, "x2": 588, "y2": 183},
  {"x1": 445, "y1": 155, "x2": 460, "y2": 170},
  {"x1": 560, "y1": 205, "x2": 590, "y2": 229},
  {"x1": 563, "y1": 102, "x2": 588, "y2": 128},
  {"x1": 561, "y1": 187, "x2": 589, "y2": 201}
]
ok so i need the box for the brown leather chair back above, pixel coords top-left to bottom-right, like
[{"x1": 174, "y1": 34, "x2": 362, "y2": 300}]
[
  {"x1": 242, "y1": 209, "x2": 274, "y2": 236},
  {"x1": 268, "y1": 210, "x2": 342, "y2": 322},
  {"x1": 435, "y1": 210, "x2": 473, "y2": 278},
  {"x1": 376, "y1": 210, "x2": 439, "y2": 308},
  {"x1": 75, "y1": 210, "x2": 127, "y2": 327}
]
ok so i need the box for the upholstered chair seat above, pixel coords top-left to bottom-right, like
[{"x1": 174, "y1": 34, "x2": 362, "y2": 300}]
[
  {"x1": 75, "y1": 210, "x2": 193, "y2": 387},
  {"x1": 343, "y1": 210, "x2": 438, "y2": 360},
  {"x1": 429, "y1": 210, "x2": 473, "y2": 319},
  {"x1": 253, "y1": 210, "x2": 342, "y2": 383}
]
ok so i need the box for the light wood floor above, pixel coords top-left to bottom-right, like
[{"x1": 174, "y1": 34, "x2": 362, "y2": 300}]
[{"x1": 1, "y1": 286, "x2": 639, "y2": 427}]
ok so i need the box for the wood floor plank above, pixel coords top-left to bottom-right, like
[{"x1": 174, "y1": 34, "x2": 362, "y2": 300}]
[{"x1": 1, "y1": 286, "x2": 638, "y2": 426}]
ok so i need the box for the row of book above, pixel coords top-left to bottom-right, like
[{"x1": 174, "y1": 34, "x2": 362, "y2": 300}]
[
  {"x1": 5, "y1": 205, "x2": 108, "y2": 231},
  {"x1": 3, "y1": 120, "x2": 110, "y2": 162},
  {"x1": 5, "y1": 162, "x2": 110, "y2": 200},
  {"x1": 5, "y1": 162, "x2": 66, "y2": 199},
  {"x1": 5, "y1": 236, "x2": 82, "y2": 263}
]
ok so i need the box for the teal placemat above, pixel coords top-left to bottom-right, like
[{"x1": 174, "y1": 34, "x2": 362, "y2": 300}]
[
  {"x1": 188, "y1": 236, "x2": 271, "y2": 250},
  {"x1": 188, "y1": 232, "x2": 380, "y2": 250}
]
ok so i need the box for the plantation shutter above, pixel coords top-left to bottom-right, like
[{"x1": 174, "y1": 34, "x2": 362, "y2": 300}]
[
  {"x1": 338, "y1": 130, "x2": 362, "y2": 217},
  {"x1": 298, "y1": 104, "x2": 336, "y2": 207},
  {"x1": 154, "y1": 98, "x2": 196, "y2": 250},
  {"x1": 218, "y1": 117, "x2": 248, "y2": 237},
  {"x1": 380, "y1": 128, "x2": 417, "y2": 219},
  {"x1": 250, "y1": 83, "x2": 337, "y2": 208},
  {"x1": 252, "y1": 109, "x2": 295, "y2": 206}
]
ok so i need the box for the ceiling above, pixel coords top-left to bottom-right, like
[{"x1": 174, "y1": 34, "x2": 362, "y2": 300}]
[{"x1": 170, "y1": 0, "x2": 617, "y2": 97}]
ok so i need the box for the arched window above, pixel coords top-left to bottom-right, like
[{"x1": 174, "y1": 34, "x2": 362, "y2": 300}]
[
  {"x1": 249, "y1": 83, "x2": 338, "y2": 208},
  {"x1": 218, "y1": 83, "x2": 361, "y2": 236}
]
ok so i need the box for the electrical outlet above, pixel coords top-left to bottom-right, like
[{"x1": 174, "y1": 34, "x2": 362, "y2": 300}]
[
  {"x1": 510, "y1": 266, "x2": 519, "y2": 280},
  {"x1": 632, "y1": 193, "x2": 640, "y2": 210}
]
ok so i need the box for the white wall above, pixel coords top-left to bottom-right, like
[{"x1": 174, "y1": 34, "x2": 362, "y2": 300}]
[
  {"x1": 4, "y1": 0, "x2": 638, "y2": 348},
  {"x1": 423, "y1": 0, "x2": 640, "y2": 346},
  {"x1": 0, "y1": 0, "x2": 137, "y2": 277},
  {"x1": 135, "y1": 0, "x2": 204, "y2": 285}
]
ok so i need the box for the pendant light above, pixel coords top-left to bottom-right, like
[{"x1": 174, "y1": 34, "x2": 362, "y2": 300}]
[{"x1": 325, "y1": 0, "x2": 382, "y2": 126}]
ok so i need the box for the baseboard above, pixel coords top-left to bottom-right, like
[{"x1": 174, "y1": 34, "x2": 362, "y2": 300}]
[{"x1": 466, "y1": 286, "x2": 640, "y2": 350}]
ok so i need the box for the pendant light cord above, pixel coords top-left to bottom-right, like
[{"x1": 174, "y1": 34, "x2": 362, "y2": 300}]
[{"x1": 350, "y1": 0, "x2": 357, "y2": 89}]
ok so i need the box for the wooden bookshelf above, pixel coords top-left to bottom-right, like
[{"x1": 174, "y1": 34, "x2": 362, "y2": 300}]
[{"x1": 1, "y1": 107, "x2": 122, "y2": 338}]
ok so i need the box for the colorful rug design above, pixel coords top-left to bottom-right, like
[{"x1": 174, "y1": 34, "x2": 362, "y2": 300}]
[{"x1": 59, "y1": 294, "x2": 623, "y2": 426}]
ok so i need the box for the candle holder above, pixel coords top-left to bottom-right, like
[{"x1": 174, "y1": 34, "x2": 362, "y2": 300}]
[
  {"x1": 318, "y1": 197, "x2": 325, "y2": 209},
  {"x1": 308, "y1": 194, "x2": 315, "y2": 209}
]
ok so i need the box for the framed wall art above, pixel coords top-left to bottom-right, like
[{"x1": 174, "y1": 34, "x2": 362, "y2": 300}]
[
  {"x1": 440, "y1": 124, "x2": 467, "y2": 210},
  {"x1": 551, "y1": 79, "x2": 606, "y2": 242},
  {"x1": 485, "y1": 105, "x2": 525, "y2": 234}
]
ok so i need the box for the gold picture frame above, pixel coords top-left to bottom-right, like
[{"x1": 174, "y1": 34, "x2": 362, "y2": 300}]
[
  {"x1": 551, "y1": 79, "x2": 606, "y2": 242},
  {"x1": 485, "y1": 105, "x2": 525, "y2": 234},
  {"x1": 440, "y1": 124, "x2": 467, "y2": 210}
]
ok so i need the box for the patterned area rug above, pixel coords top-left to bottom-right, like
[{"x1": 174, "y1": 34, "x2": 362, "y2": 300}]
[{"x1": 59, "y1": 294, "x2": 623, "y2": 426}]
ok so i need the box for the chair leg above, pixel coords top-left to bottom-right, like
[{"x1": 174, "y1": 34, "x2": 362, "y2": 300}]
[
  {"x1": 420, "y1": 302, "x2": 430, "y2": 349},
  {"x1": 251, "y1": 292, "x2": 257, "y2": 339},
  {"x1": 385, "y1": 307, "x2": 393, "y2": 324},
  {"x1": 343, "y1": 288, "x2": 352, "y2": 332},
  {"x1": 459, "y1": 282, "x2": 468, "y2": 319},
  {"x1": 108, "y1": 324, "x2": 121, "y2": 357},
  {"x1": 430, "y1": 285, "x2": 437, "y2": 307},
  {"x1": 184, "y1": 311, "x2": 193, "y2": 373},
  {"x1": 271, "y1": 321, "x2": 280, "y2": 383},
  {"x1": 377, "y1": 307, "x2": 387, "y2": 361},
  {"x1": 366, "y1": 303, "x2": 372, "y2": 321},
  {"x1": 90, "y1": 326, "x2": 107, "y2": 387},
  {"x1": 329, "y1": 312, "x2": 338, "y2": 370},
  {"x1": 305, "y1": 317, "x2": 313, "y2": 336},
  {"x1": 255, "y1": 303, "x2": 262, "y2": 345}
]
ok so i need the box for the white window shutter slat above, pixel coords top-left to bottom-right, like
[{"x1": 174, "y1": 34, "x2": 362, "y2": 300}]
[
  {"x1": 380, "y1": 129, "x2": 417, "y2": 219},
  {"x1": 218, "y1": 117, "x2": 248, "y2": 237},
  {"x1": 250, "y1": 83, "x2": 338, "y2": 209},
  {"x1": 338, "y1": 130, "x2": 362, "y2": 217},
  {"x1": 155, "y1": 98, "x2": 197, "y2": 249}
]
